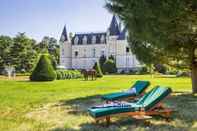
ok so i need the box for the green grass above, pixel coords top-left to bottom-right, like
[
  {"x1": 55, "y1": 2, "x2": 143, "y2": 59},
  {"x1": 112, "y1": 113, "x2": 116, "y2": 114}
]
[{"x1": 0, "y1": 75, "x2": 196, "y2": 131}]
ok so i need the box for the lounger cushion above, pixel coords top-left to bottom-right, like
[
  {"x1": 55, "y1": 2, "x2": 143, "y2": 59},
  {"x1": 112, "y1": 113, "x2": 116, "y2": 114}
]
[
  {"x1": 88, "y1": 103, "x2": 141, "y2": 118},
  {"x1": 137, "y1": 86, "x2": 172, "y2": 111},
  {"x1": 101, "y1": 92, "x2": 136, "y2": 101},
  {"x1": 101, "y1": 81, "x2": 150, "y2": 101}
]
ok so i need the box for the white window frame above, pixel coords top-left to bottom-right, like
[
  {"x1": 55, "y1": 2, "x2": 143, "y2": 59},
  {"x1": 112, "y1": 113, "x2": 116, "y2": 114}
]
[
  {"x1": 83, "y1": 36, "x2": 87, "y2": 45},
  {"x1": 92, "y1": 36, "x2": 96, "y2": 44},
  {"x1": 74, "y1": 36, "x2": 79, "y2": 45}
]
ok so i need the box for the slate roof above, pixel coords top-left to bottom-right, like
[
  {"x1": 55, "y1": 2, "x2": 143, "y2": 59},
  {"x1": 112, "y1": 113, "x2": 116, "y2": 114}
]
[
  {"x1": 60, "y1": 15, "x2": 127, "y2": 44},
  {"x1": 72, "y1": 32, "x2": 107, "y2": 45},
  {"x1": 108, "y1": 15, "x2": 120, "y2": 36},
  {"x1": 60, "y1": 25, "x2": 68, "y2": 42},
  {"x1": 117, "y1": 27, "x2": 127, "y2": 40}
]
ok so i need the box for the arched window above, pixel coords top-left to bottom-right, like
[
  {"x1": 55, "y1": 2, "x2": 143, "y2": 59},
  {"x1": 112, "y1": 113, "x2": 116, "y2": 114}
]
[
  {"x1": 101, "y1": 35, "x2": 105, "y2": 43},
  {"x1": 83, "y1": 36, "x2": 87, "y2": 44},
  {"x1": 74, "y1": 36, "x2": 79, "y2": 45},
  {"x1": 92, "y1": 36, "x2": 96, "y2": 44}
]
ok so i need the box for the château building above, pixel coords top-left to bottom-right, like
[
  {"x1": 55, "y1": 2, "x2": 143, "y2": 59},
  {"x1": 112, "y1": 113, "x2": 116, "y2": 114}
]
[{"x1": 59, "y1": 15, "x2": 141, "y2": 72}]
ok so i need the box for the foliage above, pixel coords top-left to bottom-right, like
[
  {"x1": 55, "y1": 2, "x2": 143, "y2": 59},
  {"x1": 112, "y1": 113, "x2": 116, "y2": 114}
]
[
  {"x1": 106, "y1": 0, "x2": 197, "y2": 93},
  {"x1": 154, "y1": 64, "x2": 167, "y2": 74},
  {"x1": 0, "y1": 34, "x2": 60, "y2": 74},
  {"x1": 99, "y1": 55, "x2": 106, "y2": 72},
  {"x1": 93, "y1": 62, "x2": 103, "y2": 77},
  {"x1": 139, "y1": 66, "x2": 149, "y2": 74},
  {"x1": 9, "y1": 33, "x2": 38, "y2": 72},
  {"x1": 103, "y1": 59, "x2": 117, "y2": 74},
  {"x1": 30, "y1": 54, "x2": 56, "y2": 81},
  {"x1": 108, "y1": 55, "x2": 115, "y2": 61},
  {"x1": 56, "y1": 70, "x2": 82, "y2": 80},
  {"x1": 0, "y1": 36, "x2": 13, "y2": 74},
  {"x1": 35, "y1": 36, "x2": 60, "y2": 64}
]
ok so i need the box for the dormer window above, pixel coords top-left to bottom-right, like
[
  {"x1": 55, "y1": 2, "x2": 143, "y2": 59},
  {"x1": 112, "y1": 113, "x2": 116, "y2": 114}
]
[
  {"x1": 101, "y1": 35, "x2": 105, "y2": 43},
  {"x1": 92, "y1": 36, "x2": 96, "y2": 44},
  {"x1": 83, "y1": 36, "x2": 87, "y2": 44},
  {"x1": 74, "y1": 36, "x2": 79, "y2": 45}
]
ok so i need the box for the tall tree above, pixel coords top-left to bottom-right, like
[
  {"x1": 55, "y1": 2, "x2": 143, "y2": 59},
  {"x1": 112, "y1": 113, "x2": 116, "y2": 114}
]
[
  {"x1": 9, "y1": 33, "x2": 38, "y2": 72},
  {"x1": 106, "y1": 0, "x2": 197, "y2": 93},
  {"x1": 0, "y1": 36, "x2": 13, "y2": 73},
  {"x1": 36, "y1": 36, "x2": 60, "y2": 64}
]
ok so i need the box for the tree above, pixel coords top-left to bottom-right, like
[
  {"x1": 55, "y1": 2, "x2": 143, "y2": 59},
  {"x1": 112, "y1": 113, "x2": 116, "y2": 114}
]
[
  {"x1": 36, "y1": 36, "x2": 60, "y2": 64},
  {"x1": 9, "y1": 33, "x2": 38, "y2": 72},
  {"x1": 93, "y1": 62, "x2": 103, "y2": 78},
  {"x1": 30, "y1": 54, "x2": 57, "y2": 81},
  {"x1": 0, "y1": 36, "x2": 13, "y2": 74},
  {"x1": 108, "y1": 55, "x2": 115, "y2": 61},
  {"x1": 103, "y1": 59, "x2": 117, "y2": 74},
  {"x1": 106, "y1": 0, "x2": 197, "y2": 93},
  {"x1": 99, "y1": 55, "x2": 106, "y2": 72}
]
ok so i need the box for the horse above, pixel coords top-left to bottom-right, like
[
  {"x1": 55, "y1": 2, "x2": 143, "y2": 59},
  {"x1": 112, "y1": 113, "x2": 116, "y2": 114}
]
[{"x1": 81, "y1": 69, "x2": 97, "y2": 81}]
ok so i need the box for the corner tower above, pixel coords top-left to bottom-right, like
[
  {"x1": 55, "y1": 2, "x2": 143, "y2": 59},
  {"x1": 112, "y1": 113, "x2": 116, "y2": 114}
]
[{"x1": 59, "y1": 25, "x2": 72, "y2": 69}]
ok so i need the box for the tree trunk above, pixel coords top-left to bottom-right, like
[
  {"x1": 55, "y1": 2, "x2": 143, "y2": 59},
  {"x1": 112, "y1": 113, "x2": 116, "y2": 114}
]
[{"x1": 191, "y1": 63, "x2": 197, "y2": 94}]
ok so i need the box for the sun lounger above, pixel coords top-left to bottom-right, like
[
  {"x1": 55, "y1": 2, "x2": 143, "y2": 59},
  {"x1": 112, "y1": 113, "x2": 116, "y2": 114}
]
[
  {"x1": 102, "y1": 80, "x2": 150, "y2": 102},
  {"x1": 88, "y1": 86, "x2": 173, "y2": 125}
]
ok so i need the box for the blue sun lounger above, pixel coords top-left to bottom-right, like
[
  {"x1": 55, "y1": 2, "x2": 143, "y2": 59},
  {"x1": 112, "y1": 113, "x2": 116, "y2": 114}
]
[
  {"x1": 102, "y1": 80, "x2": 150, "y2": 101},
  {"x1": 89, "y1": 86, "x2": 173, "y2": 125}
]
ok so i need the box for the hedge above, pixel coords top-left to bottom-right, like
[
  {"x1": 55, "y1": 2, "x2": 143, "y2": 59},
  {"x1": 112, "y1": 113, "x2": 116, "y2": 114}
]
[{"x1": 56, "y1": 70, "x2": 82, "y2": 80}]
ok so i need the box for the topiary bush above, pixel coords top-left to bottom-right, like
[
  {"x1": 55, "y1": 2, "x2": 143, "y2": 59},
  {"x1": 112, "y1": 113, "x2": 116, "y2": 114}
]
[
  {"x1": 93, "y1": 62, "x2": 103, "y2": 78},
  {"x1": 103, "y1": 59, "x2": 117, "y2": 74},
  {"x1": 30, "y1": 54, "x2": 57, "y2": 81}
]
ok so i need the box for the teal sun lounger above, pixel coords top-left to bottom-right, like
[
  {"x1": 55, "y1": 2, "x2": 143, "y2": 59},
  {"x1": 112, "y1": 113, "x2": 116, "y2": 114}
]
[
  {"x1": 102, "y1": 80, "x2": 150, "y2": 101},
  {"x1": 88, "y1": 86, "x2": 173, "y2": 124}
]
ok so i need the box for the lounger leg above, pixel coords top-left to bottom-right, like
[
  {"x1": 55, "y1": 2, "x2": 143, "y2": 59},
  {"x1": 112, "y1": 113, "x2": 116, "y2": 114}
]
[
  {"x1": 96, "y1": 120, "x2": 99, "y2": 124},
  {"x1": 106, "y1": 116, "x2": 110, "y2": 126}
]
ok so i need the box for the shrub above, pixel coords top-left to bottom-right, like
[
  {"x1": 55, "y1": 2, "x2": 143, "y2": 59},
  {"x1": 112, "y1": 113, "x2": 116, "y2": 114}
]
[
  {"x1": 103, "y1": 59, "x2": 117, "y2": 74},
  {"x1": 108, "y1": 55, "x2": 115, "y2": 61},
  {"x1": 139, "y1": 66, "x2": 149, "y2": 74},
  {"x1": 93, "y1": 62, "x2": 103, "y2": 78},
  {"x1": 154, "y1": 64, "x2": 167, "y2": 74},
  {"x1": 99, "y1": 55, "x2": 106, "y2": 72},
  {"x1": 30, "y1": 54, "x2": 56, "y2": 81},
  {"x1": 55, "y1": 70, "x2": 82, "y2": 80},
  {"x1": 56, "y1": 71, "x2": 62, "y2": 80}
]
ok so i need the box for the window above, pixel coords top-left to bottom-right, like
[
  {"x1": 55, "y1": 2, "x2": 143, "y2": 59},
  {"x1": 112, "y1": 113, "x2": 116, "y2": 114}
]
[
  {"x1": 74, "y1": 36, "x2": 79, "y2": 45},
  {"x1": 62, "y1": 49, "x2": 64, "y2": 55},
  {"x1": 84, "y1": 49, "x2": 86, "y2": 57},
  {"x1": 92, "y1": 48, "x2": 96, "y2": 57},
  {"x1": 92, "y1": 36, "x2": 96, "y2": 44},
  {"x1": 75, "y1": 51, "x2": 78, "y2": 57},
  {"x1": 126, "y1": 47, "x2": 130, "y2": 53},
  {"x1": 101, "y1": 35, "x2": 105, "y2": 43},
  {"x1": 83, "y1": 36, "x2": 87, "y2": 44}
]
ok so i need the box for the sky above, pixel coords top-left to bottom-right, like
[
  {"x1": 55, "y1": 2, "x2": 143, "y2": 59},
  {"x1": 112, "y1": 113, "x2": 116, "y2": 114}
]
[{"x1": 0, "y1": 0, "x2": 112, "y2": 42}]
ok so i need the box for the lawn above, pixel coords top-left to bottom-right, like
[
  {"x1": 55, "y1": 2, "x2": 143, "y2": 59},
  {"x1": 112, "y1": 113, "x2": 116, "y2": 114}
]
[{"x1": 0, "y1": 75, "x2": 196, "y2": 131}]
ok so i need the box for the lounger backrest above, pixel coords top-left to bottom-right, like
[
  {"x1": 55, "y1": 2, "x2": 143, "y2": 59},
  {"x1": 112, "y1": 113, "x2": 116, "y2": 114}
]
[
  {"x1": 136, "y1": 86, "x2": 172, "y2": 111},
  {"x1": 133, "y1": 81, "x2": 150, "y2": 95}
]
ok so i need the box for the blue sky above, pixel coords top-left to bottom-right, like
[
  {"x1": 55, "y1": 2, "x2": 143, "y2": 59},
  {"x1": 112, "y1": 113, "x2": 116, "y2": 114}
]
[{"x1": 0, "y1": 0, "x2": 112, "y2": 41}]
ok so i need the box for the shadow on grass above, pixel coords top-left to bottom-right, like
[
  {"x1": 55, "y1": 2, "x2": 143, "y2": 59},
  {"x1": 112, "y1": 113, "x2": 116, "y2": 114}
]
[{"x1": 51, "y1": 93, "x2": 197, "y2": 131}]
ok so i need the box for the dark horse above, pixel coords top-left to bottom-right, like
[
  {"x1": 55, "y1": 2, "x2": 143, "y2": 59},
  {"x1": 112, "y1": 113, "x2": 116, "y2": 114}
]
[{"x1": 81, "y1": 69, "x2": 97, "y2": 80}]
